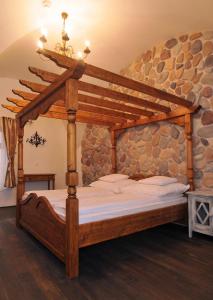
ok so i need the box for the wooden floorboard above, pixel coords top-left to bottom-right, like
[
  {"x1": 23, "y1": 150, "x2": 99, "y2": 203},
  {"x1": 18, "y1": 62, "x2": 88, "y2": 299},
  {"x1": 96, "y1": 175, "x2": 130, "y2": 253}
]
[{"x1": 0, "y1": 207, "x2": 212, "y2": 300}]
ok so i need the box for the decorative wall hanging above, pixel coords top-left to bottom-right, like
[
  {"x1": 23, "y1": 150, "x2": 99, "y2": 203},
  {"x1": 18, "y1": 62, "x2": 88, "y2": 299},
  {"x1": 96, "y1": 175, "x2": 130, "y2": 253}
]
[{"x1": 26, "y1": 131, "x2": 46, "y2": 147}]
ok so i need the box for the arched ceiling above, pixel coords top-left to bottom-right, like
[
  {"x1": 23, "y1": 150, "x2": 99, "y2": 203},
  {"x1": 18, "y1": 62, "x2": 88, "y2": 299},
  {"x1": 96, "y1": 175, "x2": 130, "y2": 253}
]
[{"x1": 0, "y1": 0, "x2": 213, "y2": 81}]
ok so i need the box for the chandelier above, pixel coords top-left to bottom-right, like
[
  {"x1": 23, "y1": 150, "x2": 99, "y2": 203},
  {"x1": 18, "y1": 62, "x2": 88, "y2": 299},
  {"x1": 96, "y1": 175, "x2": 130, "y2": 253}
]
[{"x1": 37, "y1": 4, "x2": 91, "y2": 60}]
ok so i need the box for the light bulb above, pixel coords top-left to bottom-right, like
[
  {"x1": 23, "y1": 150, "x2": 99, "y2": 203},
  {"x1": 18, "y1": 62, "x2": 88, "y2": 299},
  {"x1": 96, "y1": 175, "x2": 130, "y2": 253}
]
[
  {"x1": 84, "y1": 40, "x2": 91, "y2": 48},
  {"x1": 37, "y1": 40, "x2": 44, "y2": 49},
  {"x1": 77, "y1": 51, "x2": 83, "y2": 59}
]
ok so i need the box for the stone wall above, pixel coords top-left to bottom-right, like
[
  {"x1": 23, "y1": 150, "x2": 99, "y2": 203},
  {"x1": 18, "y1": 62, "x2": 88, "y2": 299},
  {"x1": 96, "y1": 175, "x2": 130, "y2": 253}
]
[
  {"x1": 81, "y1": 125, "x2": 112, "y2": 185},
  {"x1": 116, "y1": 122, "x2": 187, "y2": 183},
  {"x1": 82, "y1": 31, "x2": 213, "y2": 190}
]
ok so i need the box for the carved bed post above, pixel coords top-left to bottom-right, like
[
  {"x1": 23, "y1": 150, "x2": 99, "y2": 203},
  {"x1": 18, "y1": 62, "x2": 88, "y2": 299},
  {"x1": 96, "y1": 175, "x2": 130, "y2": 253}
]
[
  {"x1": 185, "y1": 113, "x2": 194, "y2": 191},
  {"x1": 65, "y1": 78, "x2": 79, "y2": 279},
  {"x1": 16, "y1": 118, "x2": 24, "y2": 227},
  {"x1": 111, "y1": 129, "x2": 117, "y2": 173}
]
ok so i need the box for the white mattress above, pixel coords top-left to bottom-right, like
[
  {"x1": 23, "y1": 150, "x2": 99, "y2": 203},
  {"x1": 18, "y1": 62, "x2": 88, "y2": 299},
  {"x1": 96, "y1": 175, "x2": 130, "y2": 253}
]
[{"x1": 23, "y1": 187, "x2": 187, "y2": 224}]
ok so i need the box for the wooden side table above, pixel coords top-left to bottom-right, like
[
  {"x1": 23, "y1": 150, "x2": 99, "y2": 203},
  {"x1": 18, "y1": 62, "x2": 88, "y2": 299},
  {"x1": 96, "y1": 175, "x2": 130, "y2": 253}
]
[
  {"x1": 24, "y1": 174, "x2": 55, "y2": 190},
  {"x1": 187, "y1": 191, "x2": 213, "y2": 238}
]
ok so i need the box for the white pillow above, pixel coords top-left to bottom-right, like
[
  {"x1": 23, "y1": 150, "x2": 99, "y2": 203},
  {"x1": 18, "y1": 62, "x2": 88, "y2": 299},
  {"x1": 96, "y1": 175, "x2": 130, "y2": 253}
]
[
  {"x1": 115, "y1": 179, "x2": 136, "y2": 188},
  {"x1": 121, "y1": 182, "x2": 189, "y2": 197},
  {"x1": 139, "y1": 176, "x2": 178, "y2": 186},
  {"x1": 90, "y1": 181, "x2": 120, "y2": 193},
  {"x1": 99, "y1": 173, "x2": 129, "y2": 183},
  {"x1": 89, "y1": 179, "x2": 135, "y2": 194}
]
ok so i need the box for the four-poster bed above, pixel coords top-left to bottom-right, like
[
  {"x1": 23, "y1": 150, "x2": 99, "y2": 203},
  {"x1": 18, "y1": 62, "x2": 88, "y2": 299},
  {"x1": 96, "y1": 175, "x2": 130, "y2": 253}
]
[{"x1": 2, "y1": 48, "x2": 198, "y2": 278}]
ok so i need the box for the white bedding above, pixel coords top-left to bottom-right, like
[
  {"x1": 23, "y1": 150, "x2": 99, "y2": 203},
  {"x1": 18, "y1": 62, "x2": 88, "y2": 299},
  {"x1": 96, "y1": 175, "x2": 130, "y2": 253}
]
[{"x1": 23, "y1": 187, "x2": 187, "y2": 224}]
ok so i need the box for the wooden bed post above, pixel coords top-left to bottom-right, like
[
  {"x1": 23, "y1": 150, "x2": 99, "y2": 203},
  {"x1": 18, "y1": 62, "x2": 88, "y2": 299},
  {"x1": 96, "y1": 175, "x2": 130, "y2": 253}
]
[
  {"x1": 65, "y1": 78, "x2": 79, "y2": 279},
  {"x1": 16, "y1": 118, "x2": 24, "y2": 227},
  {"x1": 185, "y1": 113, "x2": 194, "y2": 191},
  {"x1": 111, "y1": 130, "x2": 117, "y2": 173}
]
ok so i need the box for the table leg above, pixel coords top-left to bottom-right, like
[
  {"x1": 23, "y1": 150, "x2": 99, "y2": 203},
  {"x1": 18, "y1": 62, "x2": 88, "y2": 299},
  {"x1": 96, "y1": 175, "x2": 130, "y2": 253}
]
[
  {"x1": 53, "y1": 178, "x2": 55, "y2": 190},
  {"x1": 48, "y1": 180, "x2": 50, "y2": 190}
]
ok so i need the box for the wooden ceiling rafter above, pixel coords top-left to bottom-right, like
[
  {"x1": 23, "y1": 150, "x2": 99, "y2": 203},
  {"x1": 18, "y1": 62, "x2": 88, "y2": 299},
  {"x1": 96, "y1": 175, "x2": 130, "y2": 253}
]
[
  {"x1": 7, "y1": 97, "x2": 65, "y2": 114},
  {"x1": 7, "y1": 97, "x2": 139, "y2": 122},
  {"x1": 6, "y1": 93, "x2": 188, "y2": 128},
  {"x1": 13, "y1": 89, "x2": 65, "y2": 107},
  {"x1": 13, "y1": 89, "x2": 39, "y2": 100},
  {"x1": 78, "y1": 103, "x2": 139, "y2": 121},
  {"x1": 29, "y1": 66, "x2": 59, "y2": 83},
  {"x1": 12, "y1": 89, "x2": 153, "y2": 117},
  {"x1": 3, "y1": 48, "x2": 199, "y2": 130},
  {"x1": 77, "y1": 81, "x2": 169, "y2": 113},
  {"x1": 38, "y1": 49, "x2": 193, "y2": 108},
  {"x1": 20, "y1": 77, "x2": 170, "y2": 115},
  {"x1": 28, "y1": 66, "x2": 171, "y2": 113},
  {"x1": 19, "y1": 80, "x2": 47, "y2": 93},
  {"x1": 16, "y1": 60, "x2": 86, "y2": 126},
  {"x1": 78, "y1": 94, "x2": 153, "y2": 116},
  {"x1": 2, "y1": 104, "x2": 115, "y2": 127}
]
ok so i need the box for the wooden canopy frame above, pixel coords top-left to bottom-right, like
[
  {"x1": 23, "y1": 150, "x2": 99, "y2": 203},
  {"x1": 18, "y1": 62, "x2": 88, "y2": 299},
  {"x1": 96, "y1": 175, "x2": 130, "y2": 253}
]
[{"x1": 3, "y1": 48, "x2": 197, "y2": 279}]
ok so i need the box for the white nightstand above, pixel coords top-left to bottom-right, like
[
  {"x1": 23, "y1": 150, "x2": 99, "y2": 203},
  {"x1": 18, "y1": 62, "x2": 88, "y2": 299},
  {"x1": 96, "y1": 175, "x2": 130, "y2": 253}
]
[{"x1": 187, "y1": 191, "x2": 213, "y2": 238}]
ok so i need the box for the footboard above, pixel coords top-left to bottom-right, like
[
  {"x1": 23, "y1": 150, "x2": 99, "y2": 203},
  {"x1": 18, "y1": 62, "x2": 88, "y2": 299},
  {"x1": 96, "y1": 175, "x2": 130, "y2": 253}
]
[
  {"x1": 20, "y1": 193, "x2": 66, "y2": 261},
  {"x1": 79, "y1": 203, "x2": 187, "y2": 248}
]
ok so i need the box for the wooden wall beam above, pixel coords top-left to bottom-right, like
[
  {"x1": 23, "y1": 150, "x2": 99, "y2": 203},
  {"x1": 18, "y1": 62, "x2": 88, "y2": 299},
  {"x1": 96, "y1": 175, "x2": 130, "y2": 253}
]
[
  {"x1": 185, "y1": 114, "x2": 194, "y2": 191},
  {"x1": 113, "y1": 107, "x2": 198, "y2": 130},
  {"x1": 38, "y1": 49, "x2": 193, "y2": 108}
]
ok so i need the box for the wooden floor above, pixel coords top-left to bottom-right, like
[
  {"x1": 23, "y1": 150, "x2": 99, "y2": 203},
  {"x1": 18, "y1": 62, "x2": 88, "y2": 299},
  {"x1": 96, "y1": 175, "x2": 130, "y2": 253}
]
[{"x1": 0, "y1": 207, "x2": 213, "y2": 300}]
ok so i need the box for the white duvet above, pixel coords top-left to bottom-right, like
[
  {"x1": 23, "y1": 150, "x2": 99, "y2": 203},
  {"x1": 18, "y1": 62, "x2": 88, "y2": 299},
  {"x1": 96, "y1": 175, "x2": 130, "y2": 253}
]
[{"x1": 23, "y1": 186, "x2": 187, "y2": 224}]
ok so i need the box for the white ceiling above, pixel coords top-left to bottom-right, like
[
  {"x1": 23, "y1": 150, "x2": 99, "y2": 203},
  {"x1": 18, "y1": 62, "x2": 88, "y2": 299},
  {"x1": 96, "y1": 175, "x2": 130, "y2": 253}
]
[{"x1": 0, "y1": 0, "x2": 213, "y2": 81}]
